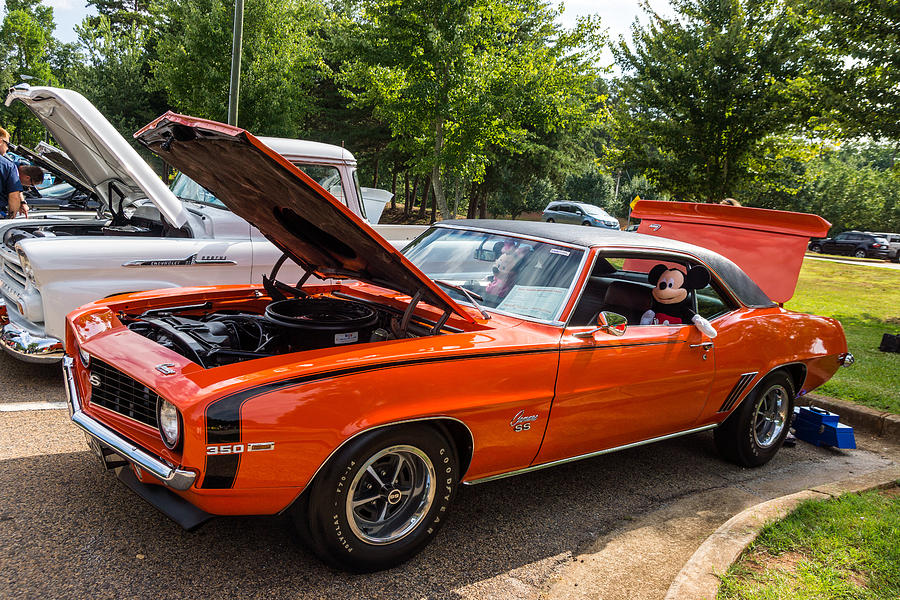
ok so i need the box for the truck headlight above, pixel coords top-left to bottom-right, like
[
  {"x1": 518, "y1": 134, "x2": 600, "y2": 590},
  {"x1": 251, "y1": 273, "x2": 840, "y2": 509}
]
[
  {"x1": 157, "y1": 399, "x2": 182, "y2": 450},
  {"x1": 16, "y1": 248, "x2": 39, "y2": 286}
]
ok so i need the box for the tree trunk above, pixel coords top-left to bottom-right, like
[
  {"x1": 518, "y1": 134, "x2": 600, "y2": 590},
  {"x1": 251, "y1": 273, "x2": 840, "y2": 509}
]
[
  {"x1": 372, "y1": 156, "x2": 379, "y2": 188},
  {"x1": 479, "y1": 191, "x2": 487, "y2": 219},
  {"x1": 430, "y1": 182, "x2": 437, "y2": 223},
  {"x1": 418, "y1": 176, "x2": 431, "y2": 219},
  {"x1": 390, "y1": 167, "x2": 397, "y2": 211},
  {"x1": 451, "y1": 176, "x2": 462, "y2": 220},
  {"x1": 431, "y1": 119, "x2": 450, "y2": 220},
  {"x1": 467, "y1": 184, "x2": 478, "y2": 219},
  {"x1": 410, "y1": 176, "x2": 420, "y2": 218},
  {"x1": 404, "y1": 171, "x2": 410, "y2": 216}
]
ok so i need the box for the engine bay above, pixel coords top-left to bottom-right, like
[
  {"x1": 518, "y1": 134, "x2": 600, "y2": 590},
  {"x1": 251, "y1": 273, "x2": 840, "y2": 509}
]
[{"x1": 123, "y1": 295, "x2": 439, "y2": 368}]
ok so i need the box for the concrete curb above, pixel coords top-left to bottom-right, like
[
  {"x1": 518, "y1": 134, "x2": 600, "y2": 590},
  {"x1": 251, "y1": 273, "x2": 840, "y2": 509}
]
[
  {"x1": 663, "y1": 465, "x2": 900, "y2": 600},
  {"x1": 799, "y1": 393, "x2": 900, "y2": 439}
]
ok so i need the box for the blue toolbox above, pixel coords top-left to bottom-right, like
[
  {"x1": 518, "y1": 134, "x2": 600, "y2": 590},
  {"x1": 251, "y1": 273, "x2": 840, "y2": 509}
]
[{"x1": 792, "y1": 406, "x2": 856, "y2": 449}]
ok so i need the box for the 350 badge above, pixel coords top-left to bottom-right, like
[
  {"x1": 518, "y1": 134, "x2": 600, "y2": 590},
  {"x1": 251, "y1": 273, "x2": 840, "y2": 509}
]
[{"x1": 206, "y1": 442, "x2": 275, "y2": 455}]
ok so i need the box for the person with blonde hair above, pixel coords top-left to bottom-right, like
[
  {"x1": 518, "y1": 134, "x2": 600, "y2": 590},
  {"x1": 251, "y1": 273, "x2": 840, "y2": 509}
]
[{"x1": 0, "y1": 127, "x2": 28, "y2": 218}]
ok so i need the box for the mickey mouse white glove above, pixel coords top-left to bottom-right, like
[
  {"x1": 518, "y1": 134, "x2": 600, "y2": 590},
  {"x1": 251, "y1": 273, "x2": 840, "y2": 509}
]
[
  {"x1": 692, "y1": 314, "x2": 717, "y2": 338},
  {"x1": 640, "y1": 309, "x2": 655, "y2": 326}
]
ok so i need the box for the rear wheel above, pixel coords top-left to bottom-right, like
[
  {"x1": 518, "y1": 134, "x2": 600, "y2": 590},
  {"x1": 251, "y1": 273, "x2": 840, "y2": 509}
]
[
  {"x1": 296, "y1": 425, "x2": 459, "y2": 572},
  {"x1": 854, "y1": 248, "x2": 867, "y2": 258},
  {"x1": 714, "y1": 372, "x2": 794, "y2": 467},
  {"x1": 808, "y1": 243, "x2": 822, "y2": 253}
]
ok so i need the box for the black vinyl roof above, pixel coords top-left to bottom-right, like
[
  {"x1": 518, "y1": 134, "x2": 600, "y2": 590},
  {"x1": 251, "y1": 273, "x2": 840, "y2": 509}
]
[{"x1": 437, "y1": 220, "x2": 776, "y2": 308}]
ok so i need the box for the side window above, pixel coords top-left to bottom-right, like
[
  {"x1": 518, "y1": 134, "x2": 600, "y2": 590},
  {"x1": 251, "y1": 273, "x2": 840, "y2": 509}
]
[
  {"x1": 292, "y1": 163, "x2": 347, "y2": 206},
  {"x1": 568, "y1": 253, "x2": 737, "y2": 327}
]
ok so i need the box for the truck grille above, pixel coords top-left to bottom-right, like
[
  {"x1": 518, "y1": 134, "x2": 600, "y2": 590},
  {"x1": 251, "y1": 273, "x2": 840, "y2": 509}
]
[
  {"x1": 2, "y1": 257, "x2": 26, "y2": 289},
  {"x1": 89, "y1": 360, "x2": 160, "y2": 429}
]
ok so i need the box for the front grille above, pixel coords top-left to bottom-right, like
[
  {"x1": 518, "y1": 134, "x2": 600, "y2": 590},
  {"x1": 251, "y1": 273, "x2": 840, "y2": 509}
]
[
  {"x1": 2, "y1": 257, "x2": 26, "y2": 289},
  {"x1": 89, "y1": 360, "x2": 160, "y2": 429}
]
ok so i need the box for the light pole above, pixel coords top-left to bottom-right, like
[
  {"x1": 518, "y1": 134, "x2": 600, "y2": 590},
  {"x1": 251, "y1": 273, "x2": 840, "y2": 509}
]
[{"x1": 227, "y1": 0, "x2": 244, "y2": 126}]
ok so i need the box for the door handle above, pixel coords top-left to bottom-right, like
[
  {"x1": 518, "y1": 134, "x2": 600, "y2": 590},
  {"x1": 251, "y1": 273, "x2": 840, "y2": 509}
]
[{"x1": 690, "y1": 342, "x2": 714, "y2": 350}]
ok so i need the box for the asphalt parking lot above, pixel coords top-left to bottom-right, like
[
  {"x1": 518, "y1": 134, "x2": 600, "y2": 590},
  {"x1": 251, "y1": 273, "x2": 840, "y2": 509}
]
[{"x1": 1, "y1": 351, "x2": 897, "y2": 600}]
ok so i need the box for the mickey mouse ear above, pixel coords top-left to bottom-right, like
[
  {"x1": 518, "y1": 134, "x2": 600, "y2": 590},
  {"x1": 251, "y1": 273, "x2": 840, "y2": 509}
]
[{"x1": 685, "y1": 265, "x2": 711, "y2": 289}]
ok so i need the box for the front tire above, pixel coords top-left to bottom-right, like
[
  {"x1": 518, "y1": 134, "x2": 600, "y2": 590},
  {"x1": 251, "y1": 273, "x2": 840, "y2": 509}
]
[
  {"x1": 714, "y1": 372, "x2": 794, "y2": 467},
  {"x1": 808, "y1": 243, "x2": 821, "y2": 253},
  {"x1": 296, "y1": 426, "x2": 459, "y2": 572},
  {"x1": 546, "y1": 218, "x2": 555, "y2": 223},
  {"x1": 581, "y1": 221, "x2": 592, "y2": 226}
]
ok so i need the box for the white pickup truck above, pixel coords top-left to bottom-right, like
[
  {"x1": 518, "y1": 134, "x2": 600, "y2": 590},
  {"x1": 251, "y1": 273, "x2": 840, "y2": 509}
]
[{"x1": 0, "y1": 86, "x2": 425, "y2": 363}]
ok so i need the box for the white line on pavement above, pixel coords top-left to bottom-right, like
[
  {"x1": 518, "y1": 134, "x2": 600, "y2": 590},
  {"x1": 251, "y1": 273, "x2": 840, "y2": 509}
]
[{"x1": 0, "y1": 402, "x2": 67, "y2": 412}]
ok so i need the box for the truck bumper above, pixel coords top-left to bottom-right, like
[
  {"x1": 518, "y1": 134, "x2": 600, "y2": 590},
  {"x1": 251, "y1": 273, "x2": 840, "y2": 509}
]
[{"x1": 1, "y1": 320, "x2": 64, "y2": 363}]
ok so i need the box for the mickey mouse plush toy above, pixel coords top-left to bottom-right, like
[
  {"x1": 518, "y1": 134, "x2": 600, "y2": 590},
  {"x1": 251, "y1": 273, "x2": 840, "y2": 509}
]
[{"x1": 640, "y1": 263, "x2": 717, "y2": 338}]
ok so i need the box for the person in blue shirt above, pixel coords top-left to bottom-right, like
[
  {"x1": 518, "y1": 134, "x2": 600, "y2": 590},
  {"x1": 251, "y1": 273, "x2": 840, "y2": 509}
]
[{"x1": 0, "y1": 127, "x2": 28, "y2": 218}]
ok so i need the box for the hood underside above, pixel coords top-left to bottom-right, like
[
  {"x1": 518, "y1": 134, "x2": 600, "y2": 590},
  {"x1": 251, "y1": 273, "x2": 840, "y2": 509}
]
[
  {"x1": 134, "y1": 112, "x2": 473, "y2": 322},
  {"x1": 5, "y1": 85, "x2": 186, "y2": 227}
]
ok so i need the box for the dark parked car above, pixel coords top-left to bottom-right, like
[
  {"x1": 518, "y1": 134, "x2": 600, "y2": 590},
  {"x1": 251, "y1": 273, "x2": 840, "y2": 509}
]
[
  {"x1": 808, "y1": 231, "x2": 891, "y2": 259},
  {"x1": 542, "y1": 201, "x2": 619, "y2": 229}
]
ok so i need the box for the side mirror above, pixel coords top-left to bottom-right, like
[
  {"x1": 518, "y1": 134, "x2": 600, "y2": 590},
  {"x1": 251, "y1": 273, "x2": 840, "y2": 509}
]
[{"x1": 574, "y1": 311, "x2": 628, "y2": 339}]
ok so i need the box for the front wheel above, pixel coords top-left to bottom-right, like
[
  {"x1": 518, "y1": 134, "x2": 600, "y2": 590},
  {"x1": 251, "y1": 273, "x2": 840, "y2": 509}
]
[
  {"x1": 581, "y1": 221, "x2": 592, "y2": 226},
  {"x1": 808, "y1": 243, "x2": 822, "y2": 253},
  {"x1": 546, "y1": 218, "x2": 555, "y2": 223},
  {"x1": 854, "y1": 248, "x2": 867, "y2": 258},
  {"x1": 714, "y1": 372, "x2": 794, "y2": 467},
  {"x1": 296, "y1": 425, "x2": 459, "y2": 572}
]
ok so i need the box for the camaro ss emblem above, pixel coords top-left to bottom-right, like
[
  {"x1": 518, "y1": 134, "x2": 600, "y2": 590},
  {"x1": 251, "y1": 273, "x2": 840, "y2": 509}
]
[
  {"x1": 155, "y1": 363, "x2": 176, "y2": 375},
  {"x1": 89, "y1": 373, "x2": 101, "y2": 387},
  {"x1": 510, "y1": 410, "x2": 539, "y2": 432}
]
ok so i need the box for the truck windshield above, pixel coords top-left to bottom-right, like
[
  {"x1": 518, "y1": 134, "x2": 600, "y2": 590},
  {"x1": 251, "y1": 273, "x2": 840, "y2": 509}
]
[{"x1": 170, "y1": 173, "x2": 226, "y2": 208}]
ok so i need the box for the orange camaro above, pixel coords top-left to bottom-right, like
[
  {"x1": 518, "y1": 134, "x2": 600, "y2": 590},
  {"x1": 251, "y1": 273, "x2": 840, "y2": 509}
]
[{"x1": 63, "y1": 114, "x2": 850, "y2": 572}]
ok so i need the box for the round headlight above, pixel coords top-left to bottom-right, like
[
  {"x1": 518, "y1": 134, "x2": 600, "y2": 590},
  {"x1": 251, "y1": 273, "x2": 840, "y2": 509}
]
[{"x1": 157, "y1": 399, "x2": 181, "y2": 449}]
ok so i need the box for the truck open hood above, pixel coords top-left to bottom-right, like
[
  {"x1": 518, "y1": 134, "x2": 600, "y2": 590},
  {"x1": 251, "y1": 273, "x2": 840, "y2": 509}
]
[
  {"x1": 5, "y1": 85, "x2": 187, "y2": 227},
  {"x1": 631, "y1": 201, "x2": 830, "y2": 303},
  {"x1": 135, "y1": 112, "x2": 474, "y2": 323}
]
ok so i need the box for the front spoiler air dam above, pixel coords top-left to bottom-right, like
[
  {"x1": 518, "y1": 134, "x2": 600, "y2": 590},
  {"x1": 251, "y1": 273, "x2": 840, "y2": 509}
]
[{"x1": 62, "y1": 356, "x2": 197, "y2": 491}]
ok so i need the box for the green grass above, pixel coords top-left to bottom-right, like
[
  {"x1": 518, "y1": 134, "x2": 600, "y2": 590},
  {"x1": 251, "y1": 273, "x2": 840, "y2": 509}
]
[
  {"x1": 717, "y1": 488, "x2": 900, "y2": 600},
  {"x1": 785, "y1": 259, "x2": 900, "y2": 413}
]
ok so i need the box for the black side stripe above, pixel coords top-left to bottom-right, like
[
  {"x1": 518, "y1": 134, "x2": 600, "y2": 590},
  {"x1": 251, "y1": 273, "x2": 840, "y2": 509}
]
[
  {"x1": 200, "y1": 339, "x2": 687, "y2": 489},
  {"x1": 718, "y1": 372, "x2": 758, "y2": 412}
]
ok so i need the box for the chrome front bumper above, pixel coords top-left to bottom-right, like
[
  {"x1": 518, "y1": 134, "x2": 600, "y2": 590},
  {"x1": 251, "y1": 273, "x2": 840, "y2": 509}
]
[
  {"x1": 1, "y1": 321, "x2": 64, "y2": 363},
  {"x1": 62, "y1": 356, "x2": 197, "y2": 490}
]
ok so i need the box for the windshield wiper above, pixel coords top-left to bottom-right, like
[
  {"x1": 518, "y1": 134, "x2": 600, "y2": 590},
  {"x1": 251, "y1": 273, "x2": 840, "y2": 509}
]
[{"x1": 434, "y1": 280, "x2": 490, "y2": 320}]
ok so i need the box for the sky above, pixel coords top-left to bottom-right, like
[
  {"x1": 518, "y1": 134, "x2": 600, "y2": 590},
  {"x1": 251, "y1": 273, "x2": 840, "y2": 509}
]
[{"x1": 37, "y1": 0, "x2": 676, "y2": 57}]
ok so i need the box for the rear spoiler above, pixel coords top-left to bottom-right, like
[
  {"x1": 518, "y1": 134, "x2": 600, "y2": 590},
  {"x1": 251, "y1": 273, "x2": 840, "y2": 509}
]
[{"x1": 631, "y1": 201, "x2": 830, "y2": 303}]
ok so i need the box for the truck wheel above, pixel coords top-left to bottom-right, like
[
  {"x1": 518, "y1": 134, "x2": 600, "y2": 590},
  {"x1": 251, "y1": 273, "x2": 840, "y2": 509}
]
[
  {"x1": 714, "y1": 372, "x2": 794, "y2": 468},
  {"x1": 296, "y1": 425, "x2": 458, "y2": 572}
]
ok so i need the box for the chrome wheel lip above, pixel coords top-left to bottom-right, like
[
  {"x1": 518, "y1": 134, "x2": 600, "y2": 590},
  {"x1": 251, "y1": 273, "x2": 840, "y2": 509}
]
[
  {"x1": 753, "y1": 384, "x2": 789, "y2": 448},
  {"x1": 346, "y1": 444, "x2": 436, "y2": 546}
]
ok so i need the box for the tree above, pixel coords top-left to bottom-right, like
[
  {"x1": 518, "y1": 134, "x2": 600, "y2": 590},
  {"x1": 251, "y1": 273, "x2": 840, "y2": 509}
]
[
  {"x1": 152, "y1": 0, "x2": 325, "y2": 138},
  {"x1": 564, "y1": 168, "x2": 615, "y2": 212},
  {"x1": 338, "y1": 0, "x2": 604, "y2": 218},
  {"x1": 796, "y1": 0, "x2": 900, "y2": 156},
  {"x1": 0, "y1": 0, "x2": 58, "y2": 144},
  {"x1": 615, "y1": 0, "x2": 810, "y2": 202}
]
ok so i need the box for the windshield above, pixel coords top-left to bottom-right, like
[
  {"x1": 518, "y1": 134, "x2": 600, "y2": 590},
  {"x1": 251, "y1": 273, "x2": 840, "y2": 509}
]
[
  {"x1": 404, "y1": 227, "x2": 585, "y2": 322},
  {"x1": 581, "y1": 205, "x2": 610, "y2": 218},
  {"x1": 170, "y1": 173, "x2": 225, "y2": 207}
]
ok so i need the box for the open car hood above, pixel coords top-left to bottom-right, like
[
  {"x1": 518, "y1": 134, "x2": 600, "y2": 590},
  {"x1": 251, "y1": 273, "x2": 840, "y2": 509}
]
[
  {"x1": 631, "y1": 201, "x2": 830, "y2": 303},
  {"x1": 11, "y1": 140, "x2": 94, "y2": 197},
  {"x1": 135, "y1": 112, "x2": 474, "y2": 323},
  {"x1": 5, "y1": 86, "x2": 187, "y2": 227}
]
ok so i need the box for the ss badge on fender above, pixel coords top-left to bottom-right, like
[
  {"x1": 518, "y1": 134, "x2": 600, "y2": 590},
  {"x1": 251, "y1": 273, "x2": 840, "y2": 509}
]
[{"x1": 510, "y1": 410, "x2": 538, "y2": 432}]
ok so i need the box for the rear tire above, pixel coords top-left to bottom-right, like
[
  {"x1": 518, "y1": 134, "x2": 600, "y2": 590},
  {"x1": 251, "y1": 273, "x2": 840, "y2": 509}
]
[
  {"x1": 714, "y1": 372, "x2": 794, "y2": 467},
  {"x1": 854, "y1": 248, "x2": 867, "y2": 258},
  {"x1": 295, "y1": 426, "x2": 459, "y2": 572},
  {"x1": 808, "y1": 243, "x2": 821, "y2": 253}
]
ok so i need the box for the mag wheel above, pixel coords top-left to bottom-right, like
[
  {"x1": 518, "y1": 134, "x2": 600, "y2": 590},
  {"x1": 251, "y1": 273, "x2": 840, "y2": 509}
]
[
  {"x1": 715, "y1": 372, "x2": 794, "y2": 468},
  {"x1": 854, "y1": 248, "x2": 867, "y2": 258},
  {"x1": 297, "y1": 426, "x2": 459, "y2": 572}
]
